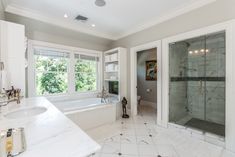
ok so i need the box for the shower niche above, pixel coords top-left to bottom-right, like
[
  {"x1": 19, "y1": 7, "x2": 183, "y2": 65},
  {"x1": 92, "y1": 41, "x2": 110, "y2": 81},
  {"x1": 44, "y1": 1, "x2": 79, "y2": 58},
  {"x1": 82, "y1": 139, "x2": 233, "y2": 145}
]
[{"x1": 169, "y1": 31, "x2": 226, "y2": 136}]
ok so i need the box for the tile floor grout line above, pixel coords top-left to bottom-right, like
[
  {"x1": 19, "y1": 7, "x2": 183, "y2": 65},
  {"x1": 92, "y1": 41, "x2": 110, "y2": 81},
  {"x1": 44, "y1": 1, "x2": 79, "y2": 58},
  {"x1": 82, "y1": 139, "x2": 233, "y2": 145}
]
[{"x1": 90, "y1": 105, "x2": 233, "y2": 157}]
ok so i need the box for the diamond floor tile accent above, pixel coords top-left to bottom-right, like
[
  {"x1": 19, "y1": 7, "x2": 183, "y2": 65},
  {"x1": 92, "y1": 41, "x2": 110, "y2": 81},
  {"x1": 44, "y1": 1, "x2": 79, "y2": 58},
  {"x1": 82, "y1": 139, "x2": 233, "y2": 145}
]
[{"x1": 87, "y1": 106, "x2": 235, "y2": 157}]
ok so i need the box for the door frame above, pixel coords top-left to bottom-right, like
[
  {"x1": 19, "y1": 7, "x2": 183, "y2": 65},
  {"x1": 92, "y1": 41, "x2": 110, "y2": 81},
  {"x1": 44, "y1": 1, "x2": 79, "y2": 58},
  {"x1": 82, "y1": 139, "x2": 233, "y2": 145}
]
[
  {"x1": 130, "y1": 40, "x2": 162, "y2": 125},
  {"x1": 162, "y1": 20, "x2": 235, "y2": 152}
]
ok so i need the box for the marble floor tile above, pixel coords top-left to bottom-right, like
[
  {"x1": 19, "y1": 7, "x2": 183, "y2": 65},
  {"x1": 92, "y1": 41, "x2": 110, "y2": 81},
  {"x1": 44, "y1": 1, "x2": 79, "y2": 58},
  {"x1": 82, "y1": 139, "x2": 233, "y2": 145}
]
[
  {"x1": 138, "y1": 144, "x2": 158, "y2": 156},
  {"x1": 121, "y1": 144, "x2": 138, "y2": 155},
  {"x1": 121, "y1": 135, "x2": 136, "y2": 144},
  {"x1": 102, "y1": 143, "x2": 120, "y2": 154},
  {"x1": 88, "y1": 106, "x2": 235, "y2": 157},
  {"x1": 137, "y1": 135, "x2": 154, "y2": 145}
]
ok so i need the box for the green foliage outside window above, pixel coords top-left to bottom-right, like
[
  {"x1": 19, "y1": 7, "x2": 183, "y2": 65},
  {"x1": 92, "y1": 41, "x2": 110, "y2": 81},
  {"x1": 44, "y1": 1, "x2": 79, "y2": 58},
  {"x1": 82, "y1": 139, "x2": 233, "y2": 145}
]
[
  {"x1": 35, "y1": 56, "x2": 68, "y2": 95},
  {"x1": 35, "y1": 55, "x2": 97, "y2": 95},
  {"x1": 75, "y1": 59, "x2": 97, "y2": 92}
]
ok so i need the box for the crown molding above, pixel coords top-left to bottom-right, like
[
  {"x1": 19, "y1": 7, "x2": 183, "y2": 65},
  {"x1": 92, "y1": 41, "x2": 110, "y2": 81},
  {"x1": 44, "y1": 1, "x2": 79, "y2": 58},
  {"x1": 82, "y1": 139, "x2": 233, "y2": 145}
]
[
  {"x1": 114, "y1": 0, "x2": 217, "y2": 40},
  {"x1": 5, "y1": 4, "x2": 116, "y2": 40},
  {"x1": 4, "y1": 0, "x2": 217, "y2": 41}
]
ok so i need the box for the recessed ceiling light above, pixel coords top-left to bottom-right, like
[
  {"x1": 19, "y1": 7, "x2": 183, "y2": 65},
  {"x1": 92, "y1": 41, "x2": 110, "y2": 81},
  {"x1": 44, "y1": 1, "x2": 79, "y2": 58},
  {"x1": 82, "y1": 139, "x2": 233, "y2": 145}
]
[
  {"x1": 91, "y1": 24, "x2": 96, "y2": 27},
  {"x1": 64, "y1": 14, "x2": 68, "y2": 18}
]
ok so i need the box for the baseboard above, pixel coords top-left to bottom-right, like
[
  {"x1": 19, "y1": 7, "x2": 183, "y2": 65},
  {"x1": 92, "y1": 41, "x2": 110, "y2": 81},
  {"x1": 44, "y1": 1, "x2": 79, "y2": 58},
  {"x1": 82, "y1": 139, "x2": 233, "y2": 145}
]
[{"x1": 140, "y1": 100, "x2": 157, "y2": 109}]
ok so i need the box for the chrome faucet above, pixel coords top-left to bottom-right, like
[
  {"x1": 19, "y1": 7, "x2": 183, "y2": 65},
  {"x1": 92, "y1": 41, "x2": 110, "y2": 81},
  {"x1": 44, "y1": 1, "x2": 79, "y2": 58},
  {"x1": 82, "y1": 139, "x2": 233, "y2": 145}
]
[
  {"x1": 0, "y1": 86, "x2": 22, "y2": 107},
  {"x1": 97, "y1": 87, "x2": 109, "y2": 103}
]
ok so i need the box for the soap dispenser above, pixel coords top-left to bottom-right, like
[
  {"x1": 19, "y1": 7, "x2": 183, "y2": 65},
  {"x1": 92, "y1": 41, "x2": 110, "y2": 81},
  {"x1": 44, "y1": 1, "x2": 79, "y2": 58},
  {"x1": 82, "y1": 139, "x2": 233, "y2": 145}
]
[{"x1": 0, "y1": 128, "x2": 26, "y2": 157}]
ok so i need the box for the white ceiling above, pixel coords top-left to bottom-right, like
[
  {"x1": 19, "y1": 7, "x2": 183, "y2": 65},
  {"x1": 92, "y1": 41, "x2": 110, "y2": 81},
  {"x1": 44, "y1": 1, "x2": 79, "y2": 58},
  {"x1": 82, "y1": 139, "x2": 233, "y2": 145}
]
[{"x1": 3, "y1": 0, "x2": 216, "y2": 40}]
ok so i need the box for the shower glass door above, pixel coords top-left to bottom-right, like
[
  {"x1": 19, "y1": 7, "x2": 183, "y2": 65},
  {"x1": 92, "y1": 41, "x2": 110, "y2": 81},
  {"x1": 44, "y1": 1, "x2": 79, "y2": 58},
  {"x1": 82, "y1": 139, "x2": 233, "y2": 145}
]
[
  {"x1": 186, "y1": 36, "x2": 206, "y2": 122},
  {"x1": 169, "y1": 31, "x2": 226, "y2": 136},
  {"x1": 204, "y1": 32, "x2": 226, "y2": 136}
]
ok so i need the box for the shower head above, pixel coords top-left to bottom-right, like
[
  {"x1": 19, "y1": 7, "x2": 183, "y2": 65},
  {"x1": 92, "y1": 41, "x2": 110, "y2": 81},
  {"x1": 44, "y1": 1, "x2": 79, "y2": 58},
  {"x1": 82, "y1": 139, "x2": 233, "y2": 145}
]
[{"x1": 184, "y1": 42, "x2": 191, "y2": 47}]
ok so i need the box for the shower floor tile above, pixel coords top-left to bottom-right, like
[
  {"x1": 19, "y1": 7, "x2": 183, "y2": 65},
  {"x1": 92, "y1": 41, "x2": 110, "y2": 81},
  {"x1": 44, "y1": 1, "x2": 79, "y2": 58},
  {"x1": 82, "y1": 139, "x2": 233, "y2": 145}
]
[{"x1": 185, "y1": 118, "x2": 225, "y2": 136}]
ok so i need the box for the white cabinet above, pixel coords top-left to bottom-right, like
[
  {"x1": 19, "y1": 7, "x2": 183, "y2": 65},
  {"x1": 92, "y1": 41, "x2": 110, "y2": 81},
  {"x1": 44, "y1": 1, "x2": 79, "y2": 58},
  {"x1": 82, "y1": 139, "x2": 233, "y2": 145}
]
[
  {"x1": 0, "y1": 20, "x2": 25, "y2": 95},
  {"x1": 104, "y1": 48, "x2": 127, "y2": 98},
  {"x1": 104, "y1": 47, "x2": 127, "y2": 119}
]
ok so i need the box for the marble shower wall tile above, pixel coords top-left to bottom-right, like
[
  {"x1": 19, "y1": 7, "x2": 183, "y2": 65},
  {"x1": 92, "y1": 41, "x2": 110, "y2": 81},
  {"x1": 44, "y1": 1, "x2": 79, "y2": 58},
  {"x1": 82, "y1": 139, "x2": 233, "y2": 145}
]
[
  {"x1": 169, "y1": 82, "x2": 188, "y2": 122},
  {"x1": 186, "y1": 33, "x2": 226, "y2": 125},
  {"x1": 169, "y1": 42, "x2": 189, "y2": 122}
]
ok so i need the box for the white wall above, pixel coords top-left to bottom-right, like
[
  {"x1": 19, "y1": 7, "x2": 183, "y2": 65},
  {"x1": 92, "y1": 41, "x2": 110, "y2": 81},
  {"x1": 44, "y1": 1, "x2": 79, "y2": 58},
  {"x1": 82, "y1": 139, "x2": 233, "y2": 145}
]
[
  {"x1": 5, "y1": 13, "x2": 112, "y2": 51},
  {"x1": 111, "y1": 0, "x2": 235, "y2": 106}
]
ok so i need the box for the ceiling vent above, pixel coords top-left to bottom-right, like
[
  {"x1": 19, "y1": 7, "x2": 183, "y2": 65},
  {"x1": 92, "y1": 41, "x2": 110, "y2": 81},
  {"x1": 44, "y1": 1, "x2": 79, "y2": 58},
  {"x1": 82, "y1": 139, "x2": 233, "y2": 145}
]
[{"x1": 75, "y1": 15, "x2": 88, "y2": 22}]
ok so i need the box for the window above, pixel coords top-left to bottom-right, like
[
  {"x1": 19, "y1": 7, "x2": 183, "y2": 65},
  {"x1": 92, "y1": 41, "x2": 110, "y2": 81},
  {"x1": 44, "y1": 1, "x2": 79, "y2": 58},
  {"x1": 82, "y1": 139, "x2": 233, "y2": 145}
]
[
  {"x1": 34, "y1": 48, "x2": 69, "y2": 95},
  {"x1": 74, "y1": 54, "x2": 98, "y2": 92},
  {"x1": 29, "y1": 41, "x2": 102, "y2": 97}
]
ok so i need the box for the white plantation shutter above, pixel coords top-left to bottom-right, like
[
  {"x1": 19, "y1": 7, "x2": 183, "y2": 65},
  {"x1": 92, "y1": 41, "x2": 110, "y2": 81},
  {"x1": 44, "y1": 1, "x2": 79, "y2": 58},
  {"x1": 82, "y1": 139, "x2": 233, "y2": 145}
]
[
  {"x1": 74, "y1": 53, "x2": 99, "y2": 62},
  {"x1": 34, "y1": 48, "x2": 70, "y2": 58}
]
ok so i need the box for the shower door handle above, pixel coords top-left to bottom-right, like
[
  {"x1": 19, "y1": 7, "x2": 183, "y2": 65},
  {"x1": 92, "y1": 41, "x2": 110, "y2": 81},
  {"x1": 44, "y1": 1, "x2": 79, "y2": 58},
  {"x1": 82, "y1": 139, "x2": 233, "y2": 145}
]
[{"x1": 199, "y1": 80, "x2": 203, "y2": 94}]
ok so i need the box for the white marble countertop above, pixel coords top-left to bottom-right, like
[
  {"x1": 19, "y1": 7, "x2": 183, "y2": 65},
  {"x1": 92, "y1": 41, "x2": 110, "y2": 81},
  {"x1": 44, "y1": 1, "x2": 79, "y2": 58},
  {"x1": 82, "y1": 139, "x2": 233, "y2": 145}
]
[{"x1": 0, "y1": 97, "x2": 100, "y2": 157}]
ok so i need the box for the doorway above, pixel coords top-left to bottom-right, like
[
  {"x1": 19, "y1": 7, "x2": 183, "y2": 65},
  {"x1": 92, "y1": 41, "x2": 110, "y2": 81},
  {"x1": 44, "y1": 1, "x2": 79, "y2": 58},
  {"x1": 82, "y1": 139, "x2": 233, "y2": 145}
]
[
  {"x1": 130, "y1": 40, "x2": 162, "y2": 125},
  {"x1": 137, "y1": 48, "x2": 157, "y2": 118}
]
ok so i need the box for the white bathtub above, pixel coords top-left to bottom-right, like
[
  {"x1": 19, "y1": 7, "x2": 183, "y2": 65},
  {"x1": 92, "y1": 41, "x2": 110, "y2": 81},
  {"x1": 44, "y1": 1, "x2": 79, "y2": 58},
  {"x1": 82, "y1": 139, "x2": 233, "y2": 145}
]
[{"x1": 54, "y1": 98, "x2": 116, "y2": 130}]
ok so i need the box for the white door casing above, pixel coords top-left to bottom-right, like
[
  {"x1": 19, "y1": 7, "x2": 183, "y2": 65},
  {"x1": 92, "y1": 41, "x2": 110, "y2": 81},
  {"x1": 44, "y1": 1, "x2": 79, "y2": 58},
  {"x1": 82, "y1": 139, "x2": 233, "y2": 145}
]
[{"x1": 130, "y1": 40, "x2": 162, "y2": 126}]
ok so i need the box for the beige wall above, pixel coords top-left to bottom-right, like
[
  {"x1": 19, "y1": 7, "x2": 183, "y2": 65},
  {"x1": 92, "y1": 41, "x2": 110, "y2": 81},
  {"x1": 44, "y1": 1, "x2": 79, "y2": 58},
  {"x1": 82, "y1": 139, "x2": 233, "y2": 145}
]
[
  {"x1": 0, "y1": 1, "x2": 5, "y2": 20},
  {"x1": 5, "y1": 13, "x2": 113, "y2": 51},
  {"x1": 111, "y1": 0, "x2": 235, "y2": 103},
  {"x1": 111, "y1": 0, "x2": 235, "y2": 48}
]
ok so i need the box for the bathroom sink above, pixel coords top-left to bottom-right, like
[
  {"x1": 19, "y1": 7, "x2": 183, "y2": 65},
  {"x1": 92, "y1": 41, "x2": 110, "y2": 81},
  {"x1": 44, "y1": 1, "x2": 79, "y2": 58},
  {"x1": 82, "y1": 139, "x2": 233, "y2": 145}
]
[{"x1": 4, "y1": 107, "x2": 47, "y2": 119}]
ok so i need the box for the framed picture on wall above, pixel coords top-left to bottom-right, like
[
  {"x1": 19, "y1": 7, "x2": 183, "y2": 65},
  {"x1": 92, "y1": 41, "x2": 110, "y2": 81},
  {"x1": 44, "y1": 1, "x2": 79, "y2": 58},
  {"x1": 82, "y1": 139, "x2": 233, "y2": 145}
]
[{"x1": 146, "y1": 60, "x2": 157, "y2": 81}]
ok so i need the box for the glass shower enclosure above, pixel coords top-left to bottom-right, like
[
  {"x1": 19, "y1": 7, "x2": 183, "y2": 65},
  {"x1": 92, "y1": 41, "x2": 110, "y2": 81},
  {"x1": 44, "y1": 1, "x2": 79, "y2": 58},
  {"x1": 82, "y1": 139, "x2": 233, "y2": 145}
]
[{"x1": 169, "y1": 31, "x2": 226, "y2": 136}]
